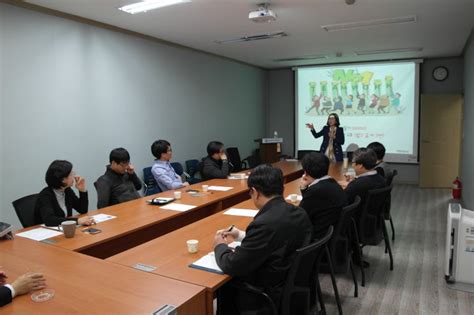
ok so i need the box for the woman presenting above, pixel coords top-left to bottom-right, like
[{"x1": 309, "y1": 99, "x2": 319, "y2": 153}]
[{"x1": 305, "y1": 113, "x2": 345, "y2": 162}]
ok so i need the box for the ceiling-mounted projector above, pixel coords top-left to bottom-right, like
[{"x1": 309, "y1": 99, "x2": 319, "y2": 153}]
[{"x1": 249, "y1": 4, "x2": 276, "y2": 23}]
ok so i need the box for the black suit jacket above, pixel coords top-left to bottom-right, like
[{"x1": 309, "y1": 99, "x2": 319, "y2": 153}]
[
  {"x1": 0, "y1": 286, "x2": 12, "y2": 307},
  {"x1": 345, "y1": 173, "x2": 386, "y2": 207},
  {"x1": 34, "y1": 187, "x2": 88, "y2": 226},
  {"x1": 214, "y1": 197, "x2": 312, "y2": 312},
  {"x1": 299, "y1": 178, "x2": 347, "y2": 239},
  {"x1": 310, "y1": 126, "x2": 345, "y2": 161}
]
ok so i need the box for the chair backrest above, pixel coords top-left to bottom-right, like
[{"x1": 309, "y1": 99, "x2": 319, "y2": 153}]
[
  {"x1": 279, "y1": 226, "x2": 334, "y2": 315},
  {"x1": 328, "y1": 196, "x2": 361, "y2": 273},
  {"x1": 386, "y1": 169, "x2": 398, "y2": 186},
  {"x1": 246, "y1": 153, "x2": 261, "y2": 169},
  {"x1": 12, "y1": 194, "x2": 39, "y2": 228},
  {"x1": 359, "y1": 185, "x2": 392, "y2": 245},
  {"x1": 383, "y1": 169, "x2": 397, "y2": 218},
  {"x1": 170, "y1": 162, "x2": 184, "y2": 176},
  {"x1": 226, "y1": 147, "x2": 243, "y2": 172},
  {"x1": 185, "y1": 159, "x2": 200, "y2": 177},
  {"x1": 143, "y1": 167, "x2": 162, "y2": 196},
  {"x1": 297, "y1": 150, "x2": 318, "y2": 160}
]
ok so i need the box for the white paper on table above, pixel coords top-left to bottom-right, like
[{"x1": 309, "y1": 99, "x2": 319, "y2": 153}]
[
  {"x1": 160, "y1": 203, "x2": 196, "y2": 212},
  {"x1": 16, "y1": 228, "x2": 63, "y2": 241},
  {"x1": 228, "y1": 241, "x2": 241, "y2": 249},
  {"x1": 285, "y1": 159, "x2": 299, "y2": 162},
  {"x1": 227, "y1": 174, "x2": 249, "y2": 180},
  {"x1": 285, "y1": 195, "x2": 303, "y2": 201},
  {"x1": 190, "y1": 252, "x2": 223, "y2": 274},
  {"x1": 224, "y1": 208, "x2": 258, "y2": 217},
  {"x1": 91, "y1": 214, "x2": 117, "y2": 223},
  {"x1": 207, "y1": 186, "x2": 233, "y2": 191}
]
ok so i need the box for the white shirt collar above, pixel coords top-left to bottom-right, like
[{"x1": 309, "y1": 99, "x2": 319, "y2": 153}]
[{"x1": 309, "y1": 175, "x2": 332, "y2": 187}]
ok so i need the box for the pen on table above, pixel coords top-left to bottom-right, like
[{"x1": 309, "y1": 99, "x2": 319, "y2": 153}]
[{"x1": 221, "y1": 225, "x2": 235, "y2": 239}]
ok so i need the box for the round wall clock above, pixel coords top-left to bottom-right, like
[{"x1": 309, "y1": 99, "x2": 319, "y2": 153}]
[{"x1": 432, "y1": 66, "x2": 449, "y2": 81}]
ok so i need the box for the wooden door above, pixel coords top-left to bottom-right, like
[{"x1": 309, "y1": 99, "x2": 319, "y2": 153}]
[{"x1": 419, "y1": 94, "x2": 463, "y2": 188}]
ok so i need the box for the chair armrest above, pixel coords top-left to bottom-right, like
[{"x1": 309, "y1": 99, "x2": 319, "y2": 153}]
[{"x1": 228, "y1": 281, "x2": 277, "y2": 314}]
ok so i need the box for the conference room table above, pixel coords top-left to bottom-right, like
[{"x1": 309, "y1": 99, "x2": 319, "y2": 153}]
[
  {"x1": 0, "y1": 237, "x2": 206, "y2": 314},
  {"x1": 107, "y1": 162, "x2": 344, "y2": 315},
  {"x1": 15, "y1": 160, "x2": 303, "y2": 259}
]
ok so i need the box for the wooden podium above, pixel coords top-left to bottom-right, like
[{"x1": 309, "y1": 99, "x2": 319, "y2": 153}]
[{"x1": 254, "y1": 138, "x2": 283, "y2": 164}]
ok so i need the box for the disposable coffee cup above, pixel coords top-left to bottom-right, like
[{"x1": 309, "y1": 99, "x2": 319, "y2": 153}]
[
  {"x1": 174, "y1": 191, "x2": 182, "y2": 199},
  {"x1": 202, "y1": 185, "x2": 209, "y2": 192},
  {"x1": 61, "y1": 220, "x2": 76, "y2": 238},
  {"x1": 186, "y1": 239, "x2": 199, "y2": 253},
  {"x1": 289, "y1": 194, "x2": 298, "y2": 202}
]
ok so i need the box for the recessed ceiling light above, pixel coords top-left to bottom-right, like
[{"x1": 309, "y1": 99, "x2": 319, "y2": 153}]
[
  {"x1": 215, "y1": 31, "x2": 288, "y2": 44},
  {"x1": 354, "y1": 47, "x2": 423, "y2": 56},
  {"x1": 321, "y1": 15, "x2": 417, "y2": 32},
  {"x1": 119, "y1": 0, "x2": 191, "y2": 15}
]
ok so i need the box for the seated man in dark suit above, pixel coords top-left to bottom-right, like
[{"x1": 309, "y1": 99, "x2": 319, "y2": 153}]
[
  {"x1": 367, "y1": 142, "x2": 392, "y2": 179},
  {"x1": 299, "y1": 152, "x2": 347, "y2": 239},
  {"x1": 344, "y1": 148, "x2": 386, "y2": 266},
  {"x1": 201, "y1": 141, "x2": 232, "y2": 180},
  {"x1": 345, "y1": 148, "x2": 386, "y2": 205},
  {"x1": 214, "y1": 165, "x2": 312, "y2": 314},
  {"x1": 1, "y1": 268, "x2": 45, "y2": 307},
  {"x1": 95, "y1": 148, "x2": 142, "y2": 209}
]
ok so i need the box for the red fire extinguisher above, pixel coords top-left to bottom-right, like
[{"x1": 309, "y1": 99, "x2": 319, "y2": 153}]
[{"x1": 452, "y1": 177, "x2": 462, "y2": 199}]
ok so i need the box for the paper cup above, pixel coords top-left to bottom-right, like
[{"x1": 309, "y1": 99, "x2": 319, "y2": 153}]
[
  {"x1": 289, "y1": 194, "x2": 298, "y2": 202},
  {"x1": 202, "y1": 185, "x2": 209, "y2": 192},
  {"x1": 186, "y1": 239, "x2": 199, "y2": 253},
  {"x1": 61, "y1": 220, "x2": 76, "y2": 238},
  {"x1": 174, "y1": 191, "x2": 182, "y2": 199}
]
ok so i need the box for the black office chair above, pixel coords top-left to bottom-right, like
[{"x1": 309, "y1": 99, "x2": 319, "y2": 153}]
[
  {"x1": 358, "y1": 185, "x2": 394, "y2": 271},
  {"x1": 185, "y1": 159, "x2": 200, "y2": 178},
  {"x1": 223, "y1": 227, "x2": 333, "y2": 315},
  {"x1": 384, "y1": 169, "x2": 398, "y2": 241},
  {"x1": 12, "y1": 194, "x2": 39, "y2": 228},
  {"x1": 245, "y1": 150, "x2": 262, "y2": 169},
  {"x1": 297, "y1": 150, "x2": 318, "y2": 160},
  {"x1": 321, "y1": 196, "x2": 361, "y2": 298},
  {"x1": 143, "y1": 167, "x2": 162, "y2": 196},
  {"x1": 226, "y1": 147, "x2": 248, "y2": 172},
  {"x1": 170, "y1": 162, "x2": 184, "y2": 176},
  {"x1": 310, "y1": 205, "x2": 344, "y2": 315}
]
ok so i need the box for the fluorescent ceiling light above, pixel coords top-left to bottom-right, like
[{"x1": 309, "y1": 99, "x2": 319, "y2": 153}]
[
  {"x1": 321, "y1": 15, "x2": 417, "y2": 32},
  {"x1": 215, "y1": 31, "x2": 287, "y2": 44},
  {"x1": 274, "y1": 55, "x2": 327, "y2": 62},
  {"x1": 119, "y1": 0, "x2": 191, "y2": 14},
  {"x1": 354, "y1": 47, "x2": 423, "y2": 56}
]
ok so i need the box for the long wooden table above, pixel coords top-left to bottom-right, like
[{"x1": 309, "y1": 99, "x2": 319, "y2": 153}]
[
  {"x1": 17, "y1": 160, "x2": 303, "y2": 259},
  {"x1": 107, "y1": 162, "x2": 343, "y2": 315},
  {"x1": 0, "y1": 237, "x2": 205, "y2": 314}
]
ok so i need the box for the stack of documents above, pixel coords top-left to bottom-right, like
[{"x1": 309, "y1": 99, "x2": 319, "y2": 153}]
[
  {"x1": 17, "y1": 228, "x2": 63, "y2": 241},
  {"x1": 189, "y1": 252, "x2": 223, "y2": 274}
]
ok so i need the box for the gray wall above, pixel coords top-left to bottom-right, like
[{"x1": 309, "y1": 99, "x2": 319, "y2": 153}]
[
  {"x1": 266, "y1": 57, "x2": 465, "y2": 184},
  {"x1": 266, "y1": 69, "x2": 294, "y2": 155},
  {"x1": 0, "y1": 3, "x2": 266, "y2": 228},
  {"x1": 462, "y1": 33, "x2": 474, "y2": 209}
]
